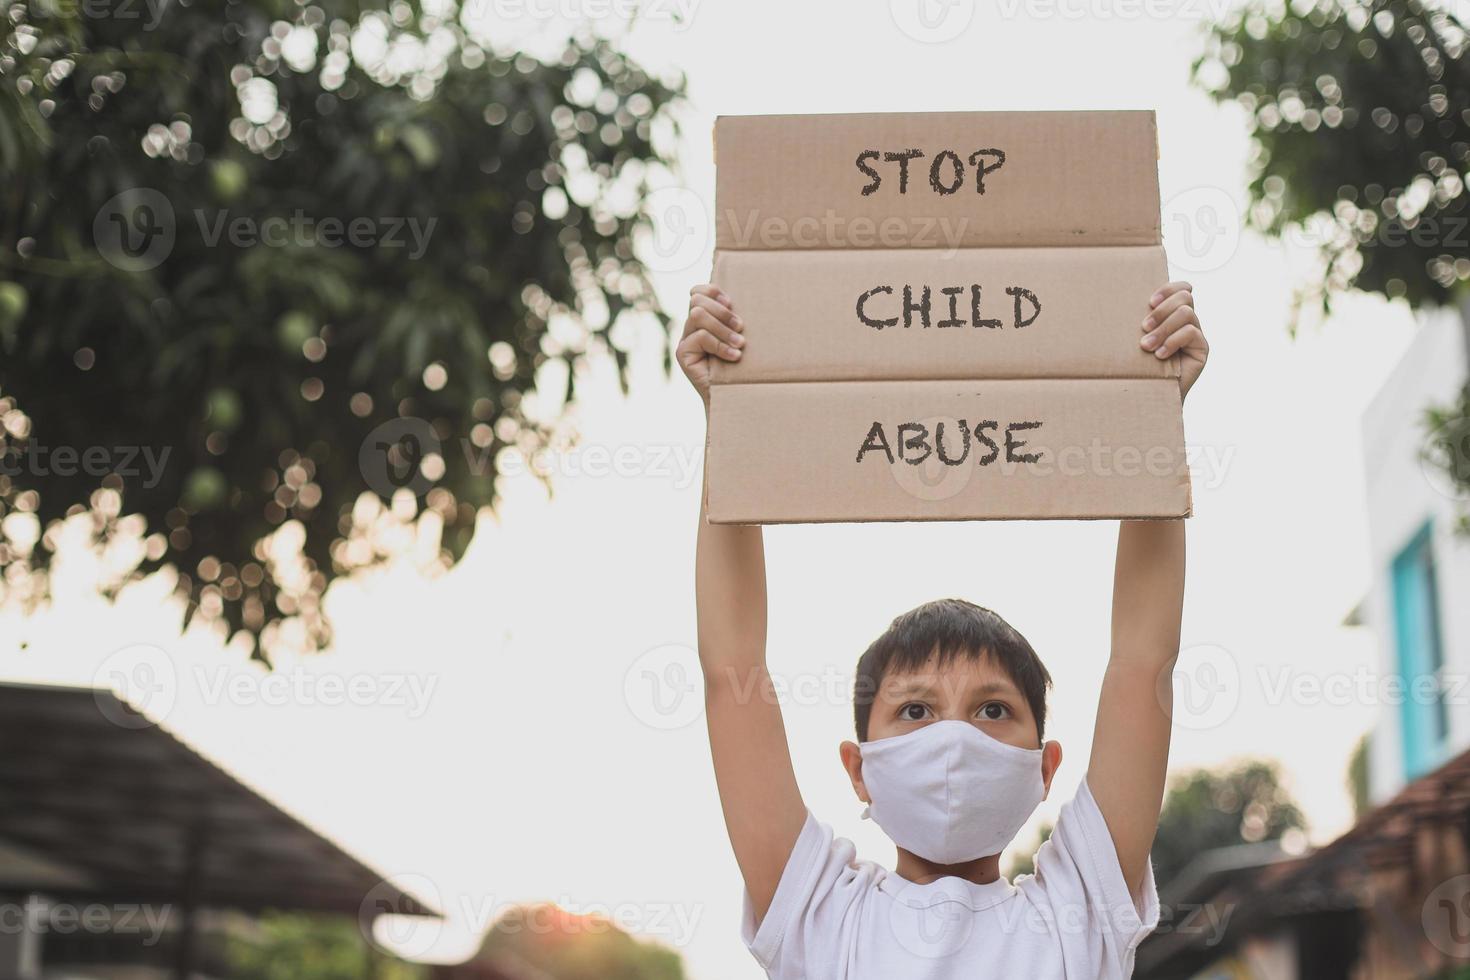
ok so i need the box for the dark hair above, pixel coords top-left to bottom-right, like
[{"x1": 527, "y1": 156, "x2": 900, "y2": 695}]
[{"x1": 853, "y1": 598, "x2": 1052, "y2": 743}]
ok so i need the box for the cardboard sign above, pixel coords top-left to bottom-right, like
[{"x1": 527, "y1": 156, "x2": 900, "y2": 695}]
[
  {"x1": 708, "y1": 380, "x2": 1189, "y2": 523},
  {"x1": 704, "y1": 110, "x2": 1191, "y2": 524},
  {"x1": 708, "y1": 245, "x2": 1177, "y2": 384},
  {"x1": 714, "y1": 111, "x2": 1161, "y2": 251}
]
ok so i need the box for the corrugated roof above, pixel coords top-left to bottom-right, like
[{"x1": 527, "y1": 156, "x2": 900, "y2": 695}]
[{"x1": 0, "y1": 681, "x2": 438, "y2": 918}]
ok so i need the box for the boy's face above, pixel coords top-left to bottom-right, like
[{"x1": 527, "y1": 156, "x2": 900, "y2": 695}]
[
  {"x1": 866, "y1": 651, "x2": 1042, "y2": 748},
  {"x1": 841, "y1": 650, "x2": 1062, "y2": 809}
]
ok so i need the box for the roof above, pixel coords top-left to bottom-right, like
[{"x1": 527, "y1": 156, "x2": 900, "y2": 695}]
[
  {"x1": 1272, "y1": 744, "x2": 1470, "y2": 900},
  {"x1": 0, "y1": 681, "x2": 438, "y2": 918},
  {"x1": 1136, "y1": 842, "x2": 1306, "y2": 976},
  {"x1": 1156, "y1": 839, "x2": 1298, "y2": 910},
  {"x1": 1137, "y1": 745, "x2": 1470, "y2": 977}
]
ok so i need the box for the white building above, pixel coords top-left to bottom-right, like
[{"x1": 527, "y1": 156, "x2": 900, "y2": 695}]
[{"x1": 1360, "y1": 303, "x2": 1470, "y2": 803}]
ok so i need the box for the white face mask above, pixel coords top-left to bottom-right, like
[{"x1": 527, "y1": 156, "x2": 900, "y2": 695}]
[{"x1": 860, "y1": 719, "x2": 1045, "y2": 865}]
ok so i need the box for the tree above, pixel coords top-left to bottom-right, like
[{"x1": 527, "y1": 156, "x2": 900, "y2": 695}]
[
  {"x1": 1003, "y1": 820, "x2": 1052, "y2": 880},
  {"x1": 1194, "y1": 0, "x2": 1468, "y2": 317},
  {"x1": 1194, "y1": 0, "x2": 1470, "y2": 518},
  {"x1": 0, "y1": 0, "x2": 683, "y2": 657},
  {"x1": 1426, "y1": 386, "x2": 1470, "y2": 532},
  {"x1": 1348, "y1": 731, "x2": 1372, "y2": 818},
  {"x1": 1151, "y1": 760, "x2": 1307, "y2": 887},
  {"x1": 227, "y1": 912, "x2": 426, "y2": 980}
]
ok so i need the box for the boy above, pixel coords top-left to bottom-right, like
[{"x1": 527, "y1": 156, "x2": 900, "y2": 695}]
[{"x1": 676, "y1": 280, "x2": 1208, "y2": 978}]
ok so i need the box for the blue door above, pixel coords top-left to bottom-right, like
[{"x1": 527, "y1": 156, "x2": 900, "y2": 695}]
[{"x1": 1391, "y1": 522, "x2": 1448, "y2": 779}]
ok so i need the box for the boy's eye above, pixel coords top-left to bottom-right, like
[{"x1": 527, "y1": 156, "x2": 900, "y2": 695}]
[
  {"x1": 898, "y1": 702, "x2": 930, "y2": 722},
  {"x1": 978, "y1": 702, "x2": 1010, "y2": 721}
]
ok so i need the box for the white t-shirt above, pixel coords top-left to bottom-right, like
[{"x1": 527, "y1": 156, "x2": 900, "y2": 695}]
[{"x1": 740, "y1": 778, "x2": 1159, "y2": 979}]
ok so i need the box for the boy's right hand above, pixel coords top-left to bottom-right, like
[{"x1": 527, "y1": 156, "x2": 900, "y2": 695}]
[{"x1": 676, "y1": 284, "x2": 745, "y2": 405}]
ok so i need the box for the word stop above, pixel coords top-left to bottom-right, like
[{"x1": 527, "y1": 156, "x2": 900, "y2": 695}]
[{"x1": 857, "y1": 148, "x2": 1007, "y2": 196}]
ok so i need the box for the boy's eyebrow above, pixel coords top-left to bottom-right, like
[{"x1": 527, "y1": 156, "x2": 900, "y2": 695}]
[
  {"x1": 881, "y1": 678, "x2": 936, "y2": 699},
  {"x1": 971, "y1": 680, "x2": 1022, "y2": 699},
  {"x1": 880, "y1": 676, "x2": 1023, "y2": 701}
]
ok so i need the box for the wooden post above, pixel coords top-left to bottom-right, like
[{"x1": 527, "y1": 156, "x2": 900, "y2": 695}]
[
  {"x1": 173, "y1": 821, "x2": 207, "y2": 980},
  {"x1": 1459, "y1": 291, "x2": 1470, "y2": 378},
  {"x1": 0, "y1": 893, "x2": 42, "y2": 980}
]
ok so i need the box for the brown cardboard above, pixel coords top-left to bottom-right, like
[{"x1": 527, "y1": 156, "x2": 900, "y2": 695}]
[
  {"x1": 709, "y1": 245, "x2": 1176, "y2": 384},
  {"x1": 714, "y1": 111, "x2": 1160, "y2": 251},
  {"x1": 704, "y1": 110, "x2": 1188, "y2": 524},
  {"x1": 705, "y1": 379, "x2": 1191, "y2": 523}
]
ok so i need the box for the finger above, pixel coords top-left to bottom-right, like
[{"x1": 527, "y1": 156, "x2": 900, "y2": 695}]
[
  {"x1": 1144, "y1": 288, "x2": 1194, "y2": 324},
  {"x1": 674, "y1": 340, "x2": 703, "y2": 373},
  {"x1": 1142, "y1": 289, "x2": 1193, "y2": 330},
  {"x1": 680, "y1": 295, "x2": 738, "y2": 341},
  {"x1": 675, "y1": 326, "x2": 714, "y2": 360},
  {"x1": 691, "y1": 293, "x2": 742, "y2": 332},
  {"x1": 674, "y1": 330, "x2": 711, "y2": 374},
  {"x1": 690, "y1": 283, "x2": 733, "y2": 309},
  {"x1": 687, "y1": 306, "x2": 745, "y2": 349},
  {"x1": 1156, "y1": 323, "x2": 1205, "y2": 360},
  {"x1": 679, "y1": 327, "x2": 742, "y2": 363},
  {"x1": 1141, "y1": 306, "x2": 1199, "y2": 352},
  {"x1": 1149, "y1": 281, "x2": 1194, "y2": 308}
]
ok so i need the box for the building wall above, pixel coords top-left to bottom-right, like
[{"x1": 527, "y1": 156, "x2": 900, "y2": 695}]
[
  {"x1": 1238, "y1": 931, "x2": 1298, "y2": 979},
  {"x1": 1362, "y1": 307, "x2": 1470, "y2": 803}
]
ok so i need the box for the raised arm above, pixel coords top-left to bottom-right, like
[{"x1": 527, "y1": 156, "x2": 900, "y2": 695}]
[
  {"x1": 679, "y1": 284, "x2": 806, "y2": 924},
  {"x1": 1086, "y1": 281, "x2": 1208, "y2": 900}
]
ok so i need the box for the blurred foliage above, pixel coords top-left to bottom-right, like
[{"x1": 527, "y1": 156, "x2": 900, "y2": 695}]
[
  {"x1": 1152, "y1": 760, "x2": 1307, "y2": 887},
  {"x1": 1195, "y1": 0, "x2": 1470, "y2": 518},
  {"x1": 1348, "y1": 731, "x2": 1372, "y2": 818},
  {"x1": 0, "y1": 0, "x2": 683, "y2": 657},
  {"x1": 1194, "y1": 0, "x2": 1469, "y2": 323},
  {"x1": 227, "y1": 912, "x2": 426, "y2": 980},
  {"x1": 1003, "y1": 819, "x2": 1052, "y2": 880},
  {"x1": 1424, "y1": 381, "x2": 1470, "y2": 532},
  {"x1": 449, "y1": 903, "x2": 685, "y2": 980}
]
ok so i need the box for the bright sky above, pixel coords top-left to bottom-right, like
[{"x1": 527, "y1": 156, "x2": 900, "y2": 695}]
[{"x1": 0, "y1": 2, "x2": 1431, "y2": 979}]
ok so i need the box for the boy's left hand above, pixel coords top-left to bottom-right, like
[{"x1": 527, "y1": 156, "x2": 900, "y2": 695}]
[{"x1": 1142, "y1": 281, "x2": 1208, "y2": 399}]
